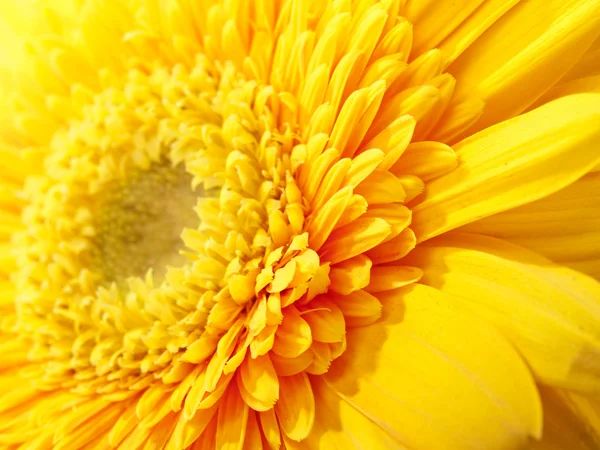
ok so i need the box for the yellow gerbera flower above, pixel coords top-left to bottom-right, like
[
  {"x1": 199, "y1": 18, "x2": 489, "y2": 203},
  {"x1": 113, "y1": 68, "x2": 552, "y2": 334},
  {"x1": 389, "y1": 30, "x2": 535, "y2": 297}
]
[{"x1": 1, "y1": 0, "x2": 599, "y2": 448}]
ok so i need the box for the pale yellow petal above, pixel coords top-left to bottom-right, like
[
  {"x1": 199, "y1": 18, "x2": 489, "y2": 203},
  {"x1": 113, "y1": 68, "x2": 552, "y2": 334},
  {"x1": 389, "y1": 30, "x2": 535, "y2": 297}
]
[
  {"x1": 304, "y1": 377, "x2": 410, "y2": 450},
  {"x1": 406, "y1": 232, "x2": 600, "y2": 391},
  {"x1": 317, "y1": 283, "x2": 541, "y2": 450},
  {"x1": 461, "y1": 172, "x2": 600, "y2": 278}
]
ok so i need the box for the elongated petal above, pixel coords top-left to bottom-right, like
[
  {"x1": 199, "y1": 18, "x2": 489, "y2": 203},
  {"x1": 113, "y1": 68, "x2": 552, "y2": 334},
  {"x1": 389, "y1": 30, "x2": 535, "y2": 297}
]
[
  {"x1": 328, "y1": 255, "x2": 372, "y2": 295},
  {"x1": 561, "y1": 36, "x2": 600, "y2": 83},
  {"x1": 449, "y1": 0, "x2": 600, "y2": 131},
  {"x1": 365, "y1": 265, "x2": 422, "y2": 293},
  {"x1": 461, "y1": 172, "x2": 600, "y2": 278},
  {"x1": 238, "y1": 354, "x2": 279, "y2": 412},
  {"x1": 533, "y1": 74, "x2": 600, "y2": 107},
  {"x1": 272, "y1": 306, "x2": 312, "y2": 359},
  {"x1": 412, "y1": 94, "x2": 600, "y2": 242},
  {"x1": 531, "y1": 37, "x2": 600, "y2": 106},
  {"x1": 405, "y1": 0, "x2": 485, "y2": 57},
  {"x1": 438, "y1": 0, "x2": 520, "y2": 67},
  {"x1": 390, "y1": 141, "x2": 457, "y2": 182},
  {"x1": 316, "y1": 283, "x2": 541, "y2": 450},
  {"x1": 406, "y1": 232, "x2": 600, "y2": 391},
  {"x1": 302, "y1": 298, "x2": 345, "y2": 343},
  {"x1": 274, "y1": 372, "x2": 315, "y2": 441},
  {"x1": 305, "y1": 377, "x2": 410, "y2": 450},
  {"x1": 320, "y1": 218, "x2": 391, "y2": 264},
  {"x1": 171, "y1": 404, "x2": 218, "y2": 450},
  {"x1": 216, "y1": 385, "x2": 249, "y2": 450}
]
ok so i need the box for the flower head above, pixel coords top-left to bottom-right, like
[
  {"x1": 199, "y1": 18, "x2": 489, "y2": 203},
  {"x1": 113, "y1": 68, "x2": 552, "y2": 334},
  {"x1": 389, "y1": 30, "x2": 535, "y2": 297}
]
[{"x1": 1, "y1": 0, "x2": 600, "y2": 449}]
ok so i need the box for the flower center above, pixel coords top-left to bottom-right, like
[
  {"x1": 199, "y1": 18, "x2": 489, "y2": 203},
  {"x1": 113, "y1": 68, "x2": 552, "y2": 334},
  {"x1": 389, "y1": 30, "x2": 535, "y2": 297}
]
[{"x1": 93, "y1": 164, "x2": 198, "y2": 283}]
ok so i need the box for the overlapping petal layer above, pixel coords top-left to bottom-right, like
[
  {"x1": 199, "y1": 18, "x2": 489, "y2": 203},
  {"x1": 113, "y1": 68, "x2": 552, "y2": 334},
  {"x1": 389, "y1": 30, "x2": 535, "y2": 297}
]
[{"x1": 0, "y1": 0, "x2": 599, "y2": 449}]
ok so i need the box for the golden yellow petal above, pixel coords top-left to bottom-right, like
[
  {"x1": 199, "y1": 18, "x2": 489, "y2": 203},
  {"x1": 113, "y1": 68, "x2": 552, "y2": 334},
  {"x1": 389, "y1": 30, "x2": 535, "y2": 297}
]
[
  {"x1": 449, "y1": 0, "x2": 600, "y2": 131},
  {"x1": 412, "y1": 94, "x2": 600, "y2": 242},
  {"x1": 215, "y1": 385, "x2": 249, "y2": 450},
  {"x1": 274, "y1": 372, "x2": 315, "y2": 442}
]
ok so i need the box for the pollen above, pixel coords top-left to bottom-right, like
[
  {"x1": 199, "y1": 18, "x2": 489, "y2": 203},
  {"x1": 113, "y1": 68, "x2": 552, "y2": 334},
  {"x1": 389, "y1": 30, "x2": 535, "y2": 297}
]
[{"x1": 92, "y1": 164, "x2": 198, "y2": 282}]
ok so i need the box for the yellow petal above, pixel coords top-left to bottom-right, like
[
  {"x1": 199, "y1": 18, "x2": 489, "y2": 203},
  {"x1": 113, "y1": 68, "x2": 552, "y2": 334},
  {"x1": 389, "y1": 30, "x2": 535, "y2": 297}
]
[
  {"x1": 368, "y1": 85, "x2": 440, "y2": 140},
  {"x1": 310, "y1": 158, "x2": 351, "y2": 212},
  {"x1": 354, "y1": 169, "x2": 406, "y2": 204},
  {"x1": 188, "y1": 413, "x2": 218, "y2": 450},
  {"x1": 171, "y1": 404, "x2": 218, "y2": 450},
  {"x1": 307, "y1": 186, "x2": 353, "y2": 252},
  {"x1": 335, "y1": 194, "x2": 368, "y2": 229},
  {"x1": 407, "y1": 232, "x2": 600, "y2": 391},
  {"x1": 361, "y1": 203, "x2": 411, "y2": 239},
  {"x1": 449, "y1": 0, "x2": 600, "y2": 131},
  {"x1": 216, "y1": 385, "x2": 249, "y2": 450},
  {"x1": 319, "y1": 217, "x2": 391, "y2": 265},
  {"x1": 327, "y1": 290, "x2": 382, "y2": 328},
  {"x1": 270, "y1": 350, "x2": 313, "y2": 377},
  {"x1": 461, "y1": 172, "x2": 600, "y2": 278},
  {"x1": 533, "y1": 75, "x2": 600, "y2": 107},
  {"x1": 359, "y1": 115, "x2": 415, "y2": 170},
  {"x1": 366, "y1": 227, "x2": 416, "y2": 264},
  {"x1": 328, "y1": 254, "x2": 372, "y2": 295},
  {"x1": 259, "y1": 408, "x2": 281, "y2": 450},
  {"x1": 390, "y1": 141, "x2": 457, "y2": 182},
  {"x1": 319, "y1": 283, "x2": 541, "y2": 450},
  {"x1": 437, "y1": 0, "x2": 520, "y2": 67},
  {"x1": 406, "y1": 0, "x2": 485, "y2": 58},
  {"x1": 428, "y1": 96, "x2": 484, "y2": 145},
  {"x1": 560, "y1": 36, "x2": 600, "y2": 83},
  {"x1": 341, "y1": 148, "x2": 385, "y2": 188},
  {"x1": 412, "y1": 94, "x2": 600, "y2": 242},
  {"x1": 569, "y1": 259, "x2": 600, "y2": 281},
  {"x1": 238, "y1": 354, "x2": 279, "y2": 412},
  {"x1": 242, "y1": 411, "x2": 263, "y2": 450},
  {"x1": 54, "y1": 402, "x2": 124, "y2": 450},
  {"x1": 0, "y1": 243, "x2": 16, "y2": 275},
  {"x1": 304, "y1": 376, "x2": 409, "y2": 449},
  {"x1": 272, "y1": 306, "x2": 312, "y2": 359},
  {"x1": 0, "y1": 147, "x2": 35, "y2": 183},
  {"x1": 108, "y1": 401, "x2": 137, "y2": 447},
  {"x1": 306, "y1": 340, "x2": 333, "y2": 375},
  {"x1": 365, "y1": 265, "x2": 422, "y2": 293},
  {"x1": 531, "y1": 386, "x2": 600, "y2": 450},
  {"x1": 330, "y1": 81, "x2": 386, "y2": 159},
  {"x1": 371, "y1": 16, "x2": 412, "y2": 63},
  {"x1": 274, "y1": 372, "x2": 315, "y2": 441},
  {"x1": 395, "y1": 174, "x2": 424, "y2": 202},
  {"x1": 301, "y1": 298, "x2": 345, "y2": 344}
]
